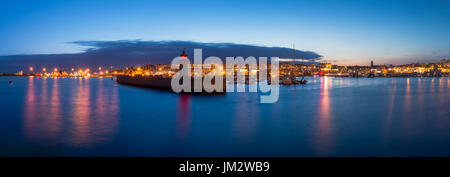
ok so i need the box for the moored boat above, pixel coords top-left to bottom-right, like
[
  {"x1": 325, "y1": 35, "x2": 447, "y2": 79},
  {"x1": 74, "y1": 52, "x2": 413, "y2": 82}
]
[
  {"x1": 281, "y1": 76, "x2": 293, "y2": 85},
  {"x1": 299, "y1": 77, "x2": 307, "y2": 84}
]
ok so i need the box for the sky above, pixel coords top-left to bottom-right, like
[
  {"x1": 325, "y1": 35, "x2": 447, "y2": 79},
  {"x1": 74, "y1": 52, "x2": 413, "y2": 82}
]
[
  {"x1": 0, "y1": 0, "x2": 450, "y2": 66},
  {"x1": 0, "y1": 41, "x2": 322, "y2": 73}
]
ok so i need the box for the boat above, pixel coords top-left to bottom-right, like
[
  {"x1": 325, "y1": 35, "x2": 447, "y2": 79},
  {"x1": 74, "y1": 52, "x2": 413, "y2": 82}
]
[
  {"x1": 284, "y1": 44, "x2": 306, "y2": 85},
  {"x1": 291, "y1": 76, "x2": 300, "y2": 84},
  {"x1": 299, "y1": 77, "x2": 307, "y2": 84},
  {"x1": 297, "y1": 45, "x2": 307, "y2": 85},
  {"x1": 281, "y1": 76, "x2": 293, "y2": 85},
  {"x1": 280, "y1": 45, "x2": 299, "y2": 86}
]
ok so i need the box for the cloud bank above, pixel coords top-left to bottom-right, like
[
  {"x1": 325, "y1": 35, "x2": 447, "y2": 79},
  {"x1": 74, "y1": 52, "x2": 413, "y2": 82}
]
[{"x1": 0, "y1": 40, "x2": 322, "y2": 73}]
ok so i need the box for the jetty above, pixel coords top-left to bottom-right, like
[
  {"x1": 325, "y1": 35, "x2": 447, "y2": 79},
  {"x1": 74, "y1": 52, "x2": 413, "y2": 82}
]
[{"x1": 116, "y1": 75, "x2": 226, "y2": 93}]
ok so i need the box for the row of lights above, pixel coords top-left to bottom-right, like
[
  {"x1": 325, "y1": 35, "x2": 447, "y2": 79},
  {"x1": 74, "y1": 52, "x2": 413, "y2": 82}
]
[
  {"x1": 29, "y1": 67, "x2": 59, "y2": 72},
  {"x1": 28, "y1": 67, "x2": 116, "y2": 74}
]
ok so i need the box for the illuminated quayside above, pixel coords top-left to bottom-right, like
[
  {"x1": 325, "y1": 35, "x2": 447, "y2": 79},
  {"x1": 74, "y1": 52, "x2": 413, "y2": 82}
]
[{"x1": 8, "y1": 56, "x2": 450, "y2": 79}]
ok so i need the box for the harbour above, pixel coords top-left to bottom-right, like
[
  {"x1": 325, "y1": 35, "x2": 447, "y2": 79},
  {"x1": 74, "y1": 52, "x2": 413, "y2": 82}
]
[
  {"x1": 3, "y1": 0, "x2": 450, "y2": 174},
  {"x1": 1, "y1": 76, "x2": 449, "y2": 156}
]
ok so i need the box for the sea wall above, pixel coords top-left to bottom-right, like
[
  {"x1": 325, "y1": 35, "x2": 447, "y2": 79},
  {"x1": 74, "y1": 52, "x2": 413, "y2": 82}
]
[{"x1": 116, "y1": 75, "x2": 226, "y2": 93}]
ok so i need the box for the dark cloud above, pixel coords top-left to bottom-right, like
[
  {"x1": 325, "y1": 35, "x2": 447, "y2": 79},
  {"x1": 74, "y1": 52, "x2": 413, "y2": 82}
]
[{"x1": 0, "y1": 40, "x2": 322, "y2": 73}]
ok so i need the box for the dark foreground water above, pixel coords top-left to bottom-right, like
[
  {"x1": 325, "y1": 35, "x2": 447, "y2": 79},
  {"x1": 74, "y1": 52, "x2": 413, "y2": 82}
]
[{"x1": 0, "y1": 76, "x2": 449, "y2": 156}]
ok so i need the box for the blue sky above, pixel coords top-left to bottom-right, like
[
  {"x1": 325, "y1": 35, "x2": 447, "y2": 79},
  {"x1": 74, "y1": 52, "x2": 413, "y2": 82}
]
[{"x1": 1, "y1": 0, "x2": 450, "y2": 65}]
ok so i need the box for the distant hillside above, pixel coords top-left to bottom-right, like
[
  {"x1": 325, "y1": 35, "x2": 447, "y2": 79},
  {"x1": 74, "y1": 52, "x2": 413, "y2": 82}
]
[{"x1": 0, "y1": 40, "x2": 322, "y2": 73}]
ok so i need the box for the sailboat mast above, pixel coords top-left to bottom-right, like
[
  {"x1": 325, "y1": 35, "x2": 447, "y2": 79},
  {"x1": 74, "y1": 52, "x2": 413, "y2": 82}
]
[
  {"x1": 292, "y1": 44, "x2": 295, "y2": 75},
  {"x1": 293, "y1": 44, "x2": 295, "y2": 63}
]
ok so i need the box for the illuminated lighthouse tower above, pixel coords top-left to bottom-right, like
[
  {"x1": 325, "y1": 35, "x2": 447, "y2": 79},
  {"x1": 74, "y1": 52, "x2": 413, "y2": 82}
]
[
  {"x1": 180, "y1": 48, "x2": 188, "y2": 59},
  {"x1": 178, "y1": 48, "x2": 188, "y2": 71}
]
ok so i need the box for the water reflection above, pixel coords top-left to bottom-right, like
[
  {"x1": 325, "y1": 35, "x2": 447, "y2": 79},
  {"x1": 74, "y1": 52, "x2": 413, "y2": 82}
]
[
  {"x1": 95, "y1": 78, "x2": 119, "y2": 143},
  {"x1": 315, "y1": 77, "x2": 333, "y2": 155},
  {"x1": 23, "y1": 77, "x2": 119, "y2": 147},
  {"x1": 69, "y1": 78, "x2": 92, "y2": 146},
  {"x1": 404, "y1": 78, "x2": 411, "y2": 111},
  {"x1": 48, "y1": 78, "x2": 62, "y2": 139},
  {"x1": 436, "y1": 78, "x2": 450, "y2": 134},
  {"x1": 24, "y1": 77, "x2": 62, "y2": 143},
  {"x1": 402, "y1": 78, "x2": 412, "y2": 133},
  {"x1": 233, "y1": 94, "x2": 259, "y2": 140},
  {"x1": 177, "y1": 94, "x2": 191, "y2": 139},
  {"x1": 383, "y1": 79, "x2": 396, "y2": 140},
  {"x1": 417, "y1": 78, "x2": 424, "y2": 115},
  {"x1": 9, "y1": 76, "x2": 450, "y2": 156},
  {"x1": 24, "y1": 77, "x2": 37, "y2": 141}
]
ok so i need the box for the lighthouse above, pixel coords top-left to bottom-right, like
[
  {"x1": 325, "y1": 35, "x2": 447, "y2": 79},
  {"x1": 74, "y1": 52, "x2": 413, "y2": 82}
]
[
  {"x1": 178, "y1": 49, "x2": 188, "y2": 71},
  {"x1": 180, "y1": 48, "x2": 188, "y2": 59}
]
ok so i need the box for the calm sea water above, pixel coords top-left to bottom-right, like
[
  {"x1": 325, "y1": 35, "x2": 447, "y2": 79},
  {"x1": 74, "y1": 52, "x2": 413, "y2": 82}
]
[{"x1": 0, "y1": 76, "x2": 449, "y2": 157}]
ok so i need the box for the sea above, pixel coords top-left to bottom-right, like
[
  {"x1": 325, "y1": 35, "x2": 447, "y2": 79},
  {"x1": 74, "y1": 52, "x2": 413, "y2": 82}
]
[{"x1": 0, "y1": 76, "x2": 449, "y2": 156}]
